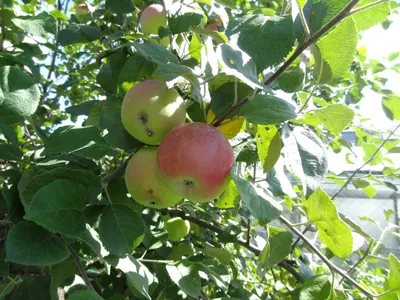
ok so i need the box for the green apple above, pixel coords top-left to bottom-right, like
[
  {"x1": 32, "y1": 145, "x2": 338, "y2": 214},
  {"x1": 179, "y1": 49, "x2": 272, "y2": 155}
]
[
  {"x1": 139, "y1": 4, "x2": 166, "y2": 35},
  {"x1": 76, "y1": 4, "x2": 91, "y2": 24},
  {"x1": 71, "y1": 84, "x2": 85, "y2": 99},
  {"x1": 164, "y1": 217, "x2": 190, "y2": 241},
  {"x1": 157, "y1": 122, "x2": 234, "y2": 203},
  {"x1": 125, "y1": 147, "x2": 182, "y2": 209},
  {"x1": 121, "y1": 80, "x2": 186, "y2": 145}
]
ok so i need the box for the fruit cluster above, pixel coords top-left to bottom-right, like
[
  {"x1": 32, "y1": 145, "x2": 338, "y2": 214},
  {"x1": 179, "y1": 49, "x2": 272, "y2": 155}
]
[{"x1": 121, "y1": 79, "x2": 234, "y2": 208}]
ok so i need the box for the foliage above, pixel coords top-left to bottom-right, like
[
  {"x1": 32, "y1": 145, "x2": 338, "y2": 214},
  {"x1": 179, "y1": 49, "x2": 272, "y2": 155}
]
[{"x1": 0, "y1": 0, "x2": 400, "y2": 299}]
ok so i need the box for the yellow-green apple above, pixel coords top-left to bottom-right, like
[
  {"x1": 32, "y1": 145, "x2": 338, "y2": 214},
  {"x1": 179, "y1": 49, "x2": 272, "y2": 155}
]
[
  {"x1": 157, "y1": 122, "x2": 234, "y2": 203},
  {"x1": 164, "y1": 217, "x2": 190, "y2": 241},
  {"x1": 139, "y1": 4, "x2": 166, "y2": 35},
  {"x1": 125, "y1": 147, "x2": 182, "y2": 209},
  {"x1": 71, "y1": 84, "x2": 85, "y2": 99},
  {"x1": 121, "y1": 80, "x2": 186, "y2": 145},
  {"x1": 76, "y1": 4, "x2": 91, "y2": 23}
]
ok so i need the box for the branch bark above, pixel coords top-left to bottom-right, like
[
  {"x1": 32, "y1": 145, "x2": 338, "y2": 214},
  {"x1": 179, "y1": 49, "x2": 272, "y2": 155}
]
[
  {"x1": 280, "y1": 215, "x2": 376, "y2": 299},
  {"x1": 67, "y1": 244, "x2": 95, "y2": 291},
  {"x1": 213, "y1": 0, "x2": 360, "y2": 127}
]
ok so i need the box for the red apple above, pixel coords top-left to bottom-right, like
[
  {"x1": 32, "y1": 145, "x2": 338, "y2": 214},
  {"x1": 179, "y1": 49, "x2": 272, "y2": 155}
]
[
  {"x1": 139, "y1": 4, "x2": 166, "y2": 35},
  {"x1": 157, "y1": 122, "x2": 234, "y2": 203},
  {"x1": 205, "y1": 15, "x2": 222, "y2": 31}
]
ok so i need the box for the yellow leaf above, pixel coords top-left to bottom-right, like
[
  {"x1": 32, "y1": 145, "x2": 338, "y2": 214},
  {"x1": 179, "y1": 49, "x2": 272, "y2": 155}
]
[{"x1": 206, "y1": 109, "x2": 244, "y2": 139}]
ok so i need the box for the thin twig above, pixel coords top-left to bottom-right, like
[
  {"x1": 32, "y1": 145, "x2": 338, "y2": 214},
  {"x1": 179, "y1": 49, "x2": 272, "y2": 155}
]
[
  {"x1": 138, "y1": 259, "x2": 175, "y2": 264},
  {"x1": 280, "y1": 215, "x2": 375, "y2": 299},
  {"x1": 67, "y1": 244, "x2": 95, "y2": 291},
  {"x1": 1, "y1": 0, "x2": 5, "y2": 52},
  {"x1": 166, "y1": 209, "x2": 302, "y2": 281},
  {"x1": 101, "y1": 157, "x2": 130, "y2": 188},
  {"x1": 212, "y1": 0, "x2": 360, "y2": 127},
  {"x1": 296, "y1": 0, "x2": 311, "y2": 40},
  {"x1": 331, "y1": 124, "x2": 400, "y2": 200},
  {"x1": 339, "y1": 241, "x2": 374, "y2": 285},
  {"x1": 349, "y1": 0, "x2": 387, "y2": 16}
]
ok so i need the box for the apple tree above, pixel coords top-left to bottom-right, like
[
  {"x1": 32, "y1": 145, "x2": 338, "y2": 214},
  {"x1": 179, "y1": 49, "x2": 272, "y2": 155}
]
[{"x1": 1, "y1": 0, "x2": 400, "y2": 299}]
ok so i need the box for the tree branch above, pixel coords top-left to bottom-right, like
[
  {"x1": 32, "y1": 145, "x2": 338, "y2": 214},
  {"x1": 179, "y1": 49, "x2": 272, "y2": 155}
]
[
  {"x1": 212, "y1": 0, "x2": 360, "y2": 127},
  {"x1": 1, "y1": 0, "x2": 5, "y2": 52},
  {"x1": 349, "y1": 0, "x2": 387, "y2": 16},
  {"x1": 101, "y1": 157, "x2": 130, "y2": 188},
  {"x1": 280, "y1": 215, "x2": 375, "y2": 299},
  {"x1": 331, "y1": 123, "x2": 400, "y2": 200},
  {"x1": 167, "y1": 209, "x2": 301, "y2": 282},
  {"x1": 67, "y1": 244, "x2": 95, "y2": 291}
]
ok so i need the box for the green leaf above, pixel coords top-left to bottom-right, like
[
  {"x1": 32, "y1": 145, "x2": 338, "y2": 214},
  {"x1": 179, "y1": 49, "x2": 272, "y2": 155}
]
[
  {"x1": 216, "y1": 44, "x2": 267, "y2": 90},
  {"x1": 307, "y1": 0, "x2": 349, "y2": 34},
  {"x1": 0, "y1": 143, "x2": 22, "y2": 161},
  {"x1": 299, "y1": 275, "x2": 331, "y2": 300},
  {"x1": 57, "y1": 25, "x2": 101, "y2": 46},
  {"x1": 352, "y1": 0, "x2": 391, "y2": 31},
  {"x1": 215, "y1": 180, "x2": 240, "y2": 209},
  {"x1": 105, "y1": 0, "x2": 134, "y2": 14},
  {"x1": 190, "y1": 26, "x2": 229, "y2": 44},
  {"x1": 25, "y1": 179, "x2": 87, "y2": 236},
  {"x1": 312, "y1": 18, "x2": 357, "y2": 83},
  {"x1": 292, "y1": 127, "x2": 328, "y2": 196},
  {"x1": 210, "y1": 82, "x2": 253, "y2": 117},
  {"x1": 68, "y1": 290, "x2": 104, "y2": 300},
  {"x1": 352, "y1": 178, "x2": 377, "y2": 198},
  {"x1": 99, "y1": 97, "x2": 143, "y2": 150},
  {"x1": 44, "y1": 125, "x2": 110, "y2": 160},
  {"x1": 388, "y1": 253, "x2": 400, "y2": 290},
  {"x1": 382, "y1": 94, "x2": 400, "y2": 120},
  {"x1": 19, "y1": 167, "x2": 99, "y2": 208},
  {"x1": 168, "y1": 12, "x2": 204, "y2": 34},
  {"x1": 312, "y1": 104, "x2": 355, "y2": 136},
  {"x1": 278, "y1": 66, "x2": 304, "y2": 93},
  {"x1": 132, "y1": 42, "x2": 179, "y2": 65},
  {"x1": 118, "y1": 54, "x2": 156, "y2": 94},
  {"x1": 0, "y1": 66, "x2": 40, "y2": 124},
  {"x1": 256, "y1": 125, "x2": 281, "y2": 173},
  {"x1": 12, "y1": 12, "x2": 57, "y2": 36},
  {"x1": 166, "y1": 261, "x2": 201, "y2": 298},
  {"x1": 226, "y1": 15, "x2": 296, "y2": 72},
  {"x1": 5, "y1": 221, "x2": 69, "y2": 266},
  {"x1": 0, "y1": 281, "x2": 15, "y2": 300},
  {"x1": 10, "y1": 276, "x2": 51, "y2": 300},
  {"x1": 258, "y1": 231, "x2": 292, "y2": 273},
  {"x1": 305, "y1": 188, "x2": 353, "y2": 259},
  {"x1": 66, "y1": 101, "x2": 97, "y2": 116},
  {"x1": 152, "y1": 64, "x2": 194, "y2": 81},
  {"x1": 99, "y1": 204, "x2": 145, "y2": 256},
  {"x1": 49, "y1": 259, "x2": 77, "y2": 300},
  {"x1": 201, "y1": 248, "x2": 233, "y2": 265},
  {"x1": 240, "y1": 95, "x2": 297, "y2": 125},
  {"x1": 114, "y1": 255, "x2": 155, "y2": 300},
  {"x1": 230, "y1": 163, "x2": 282, "y2": 223},
  {"x1": 77, "y1": 225, "x2": 108, "y2": 259}
]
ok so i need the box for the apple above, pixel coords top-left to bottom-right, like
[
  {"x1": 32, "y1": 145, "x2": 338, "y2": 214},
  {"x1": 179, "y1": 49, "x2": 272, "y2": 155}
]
[
  {"x1": 121, "y1": 80, "x2": 186, "y2": 145},
  {"x1": 76, "y1": 4, "x2": 91, "y2": 24},
  {"x1": 125, "y1": 147, "x2": 183, "y2": 209},
  {"x1": 157, "y1": 122, "x2": 235, "y2": 203},
  {"x1": 139, "y1": 4, "x2": 166, "y2": 35},
  {"x1": 164, "y1": 217, "x2": 190, "y2": 241},
  {"x1": 71, "y1": 84, "x2": 85, "y2": 99},
  {"x1": 205, "y1": 15, "x2": 222, "y2": 31}
]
